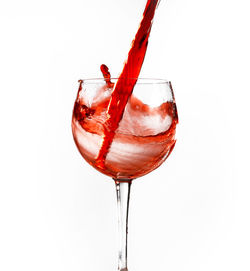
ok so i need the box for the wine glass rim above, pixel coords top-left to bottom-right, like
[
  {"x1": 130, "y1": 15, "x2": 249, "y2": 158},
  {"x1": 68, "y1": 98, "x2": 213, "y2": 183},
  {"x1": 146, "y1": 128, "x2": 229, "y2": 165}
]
[{"x1": 80, "y1": 78, "x2": 171, "y2": 84}]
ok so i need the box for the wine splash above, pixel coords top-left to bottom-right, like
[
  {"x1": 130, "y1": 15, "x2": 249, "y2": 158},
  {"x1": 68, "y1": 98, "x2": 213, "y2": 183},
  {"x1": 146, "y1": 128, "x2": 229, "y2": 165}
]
[
  {"x1": 72, "y1": 79, "x2": 178, "y2": 179},
  {"x1": 100, "y1": 64, "x2": 113, "y2": 88},
  {"x1": 96, "y1": 0, "x2": 161, "y2": 168}
]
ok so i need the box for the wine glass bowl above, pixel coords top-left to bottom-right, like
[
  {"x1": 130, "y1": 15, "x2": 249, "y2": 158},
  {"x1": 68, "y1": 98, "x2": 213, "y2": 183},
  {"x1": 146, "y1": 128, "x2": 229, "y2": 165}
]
[{"x1": 72, "y1": 78, "x2": 178, "y2": 180}]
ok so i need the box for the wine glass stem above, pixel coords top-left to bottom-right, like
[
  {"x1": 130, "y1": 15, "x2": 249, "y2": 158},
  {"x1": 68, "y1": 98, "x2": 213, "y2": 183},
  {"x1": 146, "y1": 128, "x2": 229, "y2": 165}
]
[{"x1": 114, "y1": 179, "x2": 132, "y2": 271}]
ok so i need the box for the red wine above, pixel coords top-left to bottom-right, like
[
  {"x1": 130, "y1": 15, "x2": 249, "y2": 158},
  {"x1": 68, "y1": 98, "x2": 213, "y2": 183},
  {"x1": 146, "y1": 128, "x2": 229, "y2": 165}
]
[
  {"x1": 96, "y1": 0, "x2": 160, "y2": 168},
  {"x1": 72, "y1": 0, "x2": 178, "y2": 179},
  {"x1": 100, "y1": 64, "x2": 113, "y2": 88},
  {"x1": 72, "y1": 80, "x2": 177, "y2": 179}
]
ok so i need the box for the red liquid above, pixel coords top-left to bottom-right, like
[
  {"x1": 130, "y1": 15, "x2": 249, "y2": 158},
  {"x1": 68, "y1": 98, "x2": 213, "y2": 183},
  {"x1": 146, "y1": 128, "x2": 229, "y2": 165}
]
[
  {"x1": 96, "y1": 0, "x2": 160, "y2": 168},
  {"x1": 72, "y1": 0, "x2": 178, "y2": 180},
  {"x1": 100, "y1": 64, "x2": 113, "y2": 88},
  {"x1": 72, "y1": 79, "x2": 178, "y2": 179}
]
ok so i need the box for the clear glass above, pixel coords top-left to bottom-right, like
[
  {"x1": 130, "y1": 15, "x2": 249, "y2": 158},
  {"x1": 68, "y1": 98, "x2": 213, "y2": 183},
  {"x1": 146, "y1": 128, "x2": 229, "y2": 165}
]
[{"x1": 72, "y1": 78, "x2": 178, "y2": 271}]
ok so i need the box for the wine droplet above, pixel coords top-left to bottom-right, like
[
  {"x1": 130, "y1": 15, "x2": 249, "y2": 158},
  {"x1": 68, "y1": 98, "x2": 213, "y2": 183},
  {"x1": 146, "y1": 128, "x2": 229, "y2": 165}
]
[{"x1": 100, "y1": 64, "x2": 113, "y2": 87}]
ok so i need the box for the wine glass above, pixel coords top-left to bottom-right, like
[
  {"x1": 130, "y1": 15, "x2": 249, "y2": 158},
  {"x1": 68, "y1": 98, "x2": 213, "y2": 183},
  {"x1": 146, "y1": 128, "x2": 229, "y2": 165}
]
[{"x1": 72, "y1": 78, "x2": 178, "y2": 271}]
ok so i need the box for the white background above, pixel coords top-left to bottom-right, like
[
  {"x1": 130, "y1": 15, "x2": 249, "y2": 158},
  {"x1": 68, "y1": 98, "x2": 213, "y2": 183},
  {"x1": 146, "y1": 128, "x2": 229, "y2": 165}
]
[{"x1": 0, "y1": 0, "x2": 250, "y2": 270}]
